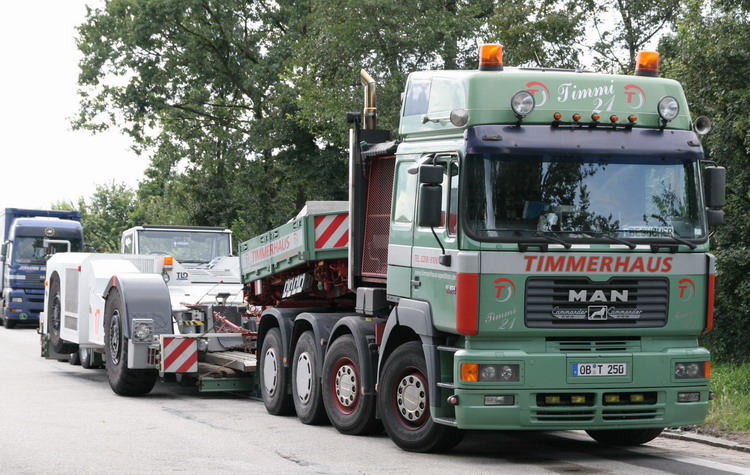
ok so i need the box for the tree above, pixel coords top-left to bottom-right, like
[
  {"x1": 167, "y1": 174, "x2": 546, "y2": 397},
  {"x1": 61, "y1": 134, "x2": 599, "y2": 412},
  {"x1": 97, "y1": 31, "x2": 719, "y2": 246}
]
[{"x1": 661, "y1": 0, "x2": 750, "y2": 362}]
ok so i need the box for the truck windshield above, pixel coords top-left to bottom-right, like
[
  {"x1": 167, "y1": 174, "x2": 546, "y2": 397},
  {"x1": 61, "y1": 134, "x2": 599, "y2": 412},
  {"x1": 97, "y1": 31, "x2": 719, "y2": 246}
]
[
  {"x1": 13, "y1": 237, "x2": 83, "y2": 264},
  {"x1": 464, "y1": 153, "x2": 706, "y2": 242},
  {"x1": 138, "y1": 230, "x2": 231, "y2": 263}
]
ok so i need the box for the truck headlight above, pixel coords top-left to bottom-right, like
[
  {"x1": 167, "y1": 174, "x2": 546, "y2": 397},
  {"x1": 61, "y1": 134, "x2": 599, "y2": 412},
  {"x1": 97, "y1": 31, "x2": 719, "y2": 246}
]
[
  {"x1": 133, "y1": 320, "x2": 154, "y2": 342},
  {"x1": 461, "y1": 363, "x2": 521, "y2": 382},
  {"x1": 674, "y1": 361, "x2": 708, "y2": 379}
]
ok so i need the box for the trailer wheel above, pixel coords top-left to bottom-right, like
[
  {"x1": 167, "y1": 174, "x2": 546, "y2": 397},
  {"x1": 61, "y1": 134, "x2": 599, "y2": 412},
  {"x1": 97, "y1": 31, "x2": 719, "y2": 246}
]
[
  {"x1": 321, "y1": 334, "x2": 381, "y2": 435},
  {"x1": 47, "y1": 279, "x2": 78, "y2": 353},
  {"x1": 586, "y1": 428, "x2": 664, "y2": 446},
  {"x1": 103, "y1": 289, "x2": 157, "y2": 396},
  {"x1": 378, "y1": 341, "x2": 465, "y2": 452},
  {"x1": 292, "y1": 331, "x2": 328, "y2": 425},
  {"x1": 259, "y1": 327, "x2": 294, "y2": 415},
  {"x1": 68, "y1": 351, "x2": 81, "y2": 365}
]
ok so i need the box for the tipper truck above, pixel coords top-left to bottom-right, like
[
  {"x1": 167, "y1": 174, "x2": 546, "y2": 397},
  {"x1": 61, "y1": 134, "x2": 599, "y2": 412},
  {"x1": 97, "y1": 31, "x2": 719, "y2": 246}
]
[
  {"x1": 0, "y1": 208, "x2": 83, "y2": 328},
  {"x1": 241, "y1": 45, "x2": 726, "y2": 452},
  {"x1": 40, "y1": 225, "x2": 253, "y2": 394}
]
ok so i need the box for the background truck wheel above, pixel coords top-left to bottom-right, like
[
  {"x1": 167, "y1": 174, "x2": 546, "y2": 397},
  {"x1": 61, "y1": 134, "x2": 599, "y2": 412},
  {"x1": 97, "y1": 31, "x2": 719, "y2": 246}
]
[
  {"x1": 378, "y1": 341, "x2": 465, "y2": 452},
  {"x1": 47, "y1": 279, "x2": 79, "y2": 353},
  {"x1": 68, "y1": 351, "x2": 81, "y2": 365},
  {"x1": 103, "y1": 289, "x2": 157, "y2": 396},
  {"x1": 586, "y1": 428, "x2": 664, "y2": 446},
  {"x1": 321, "y1": 334, "x2": 381, "y2": 435},
  {"x1": 79, "y1": 348, "x2": 98, "y2": 369},
  {"x1": 259, "y1": 327, "x2": 294, "y2": 415},
  {"x1": 3, "y1": 315, "x2": 17, "y2": 329},
  {"x1": 292, "y1": 331, "x2": 328, "y2": 425}
]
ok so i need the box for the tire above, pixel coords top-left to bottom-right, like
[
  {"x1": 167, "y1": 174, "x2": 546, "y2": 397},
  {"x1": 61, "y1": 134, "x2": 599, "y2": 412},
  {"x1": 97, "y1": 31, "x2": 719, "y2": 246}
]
[
  {"x1": 68, "y1": 351, "x2": 81, "y2": 365},
  {"x1": 3, "y1": 315, "x2": 17, "y2": 329},
  {"x1": 47, "y1": 279, "x2": 78, "y2": 353},
  {"x1": 292, "y1": 331, "x2": 328, "y2": 425},
  {"x1": 259, "y1": 327, "x2": 294, "y2": 415},
  {"x1": 79, "y1": 348, "x2": 97, "y2": 369},
  {"x1": 321, "y1": 334, "x2": 382, "y2": 435},
  {"x1": 378, "y1": 341, "x2": 465, "y2": 452},
  {"x1": 586, "y1": 428, "x2": 664, "y2": 446},
  {"x1": 103, "y1": 289, "x2": 157, "y2": 396}
]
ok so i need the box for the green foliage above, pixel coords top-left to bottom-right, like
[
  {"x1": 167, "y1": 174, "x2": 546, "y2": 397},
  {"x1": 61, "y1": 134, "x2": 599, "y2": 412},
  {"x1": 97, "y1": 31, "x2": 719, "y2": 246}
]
[
  {"x1": 661, "y1": 0, "x2": 750, "y2": 362},
  {"x1": 707, "y1": 363, "x2": 750, "y2": 430}
]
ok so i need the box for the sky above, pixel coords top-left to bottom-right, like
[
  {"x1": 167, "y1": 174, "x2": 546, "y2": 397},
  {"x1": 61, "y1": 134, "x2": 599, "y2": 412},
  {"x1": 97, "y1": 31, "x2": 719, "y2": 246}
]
[{"x1": 0, "y1": 1, "x2": 147, "y2": 209}]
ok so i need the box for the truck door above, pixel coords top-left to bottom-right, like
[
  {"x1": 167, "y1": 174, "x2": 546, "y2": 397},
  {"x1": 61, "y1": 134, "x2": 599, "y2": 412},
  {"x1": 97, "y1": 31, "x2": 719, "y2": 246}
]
[
  {"x1": 411, "y1": 154, "x2": 459, "y2": 329},
  {"x1": 386, "y1": 156, "x2": 418, "y2": 298}
]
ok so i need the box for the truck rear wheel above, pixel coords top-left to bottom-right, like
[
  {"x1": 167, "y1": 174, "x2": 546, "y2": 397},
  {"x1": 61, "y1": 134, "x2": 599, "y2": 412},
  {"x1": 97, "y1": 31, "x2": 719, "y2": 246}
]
[
  {"x1": 321, "y1": 334, "x2": 381, "y2": 435},
  {"x1": 103, "y1": 289, "x2": 157, "y2": 396},
  {"x1": 378, "y1": 341, "x2": 465, "y2": 452},
  {"x1": 47, "y1": 279, "x2": 78, "y2": 353},
  {"x1": 586, "y1": 428, "x2": 664, "y2": 446},
  {"x1": 259, "y1": 327, "x2": 294, "y2": 415},
  {"x1": 292, "y1": 331, "x2": 328, "y2": 425}
]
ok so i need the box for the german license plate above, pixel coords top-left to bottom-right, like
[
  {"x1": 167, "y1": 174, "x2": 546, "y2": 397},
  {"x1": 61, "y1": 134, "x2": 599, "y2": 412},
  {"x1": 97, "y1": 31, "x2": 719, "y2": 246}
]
[{"x1": 572, "y1": 362, "x2": 628, "y2": 377}]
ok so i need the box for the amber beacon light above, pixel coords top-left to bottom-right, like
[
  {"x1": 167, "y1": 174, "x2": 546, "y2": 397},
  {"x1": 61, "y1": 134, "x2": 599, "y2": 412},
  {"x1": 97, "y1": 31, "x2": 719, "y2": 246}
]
[
  {"x1": 479, "y1": 43, "x2": 504, "y2": 71},
  {"x1": 635, "y1": 51, "x2": 660, "y2": 77}
]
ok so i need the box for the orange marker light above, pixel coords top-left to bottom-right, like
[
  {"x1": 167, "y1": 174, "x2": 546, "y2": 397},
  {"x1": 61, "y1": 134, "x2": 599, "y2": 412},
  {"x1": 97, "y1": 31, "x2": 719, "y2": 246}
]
[
  {"x1": 461, "y1": 364, "x2": 479, "y2": 382},
  {"x1": 164, "y1": 256, "x2": 174, "y2": 266},
  {"x1": 479, "y1": 44, "x2": 504, "y2": 71},
  {"x1": 635, "y1": 51, "x2": 660, "y2": 77},
  {"x1": 591, "y1": 113, "x2": 601, "y2": 121},
  {"x1": 572, "y1": 113, "x2": 582, "y2": 122},
  {"x1": 705, "y1": 361, "x2": 711, "y2": 378},
  {"x1": 553, "y1": 112, "x2": 562, "y2": 121},
  {"x1": 628, "y1": 115, "x2": 638, "y2": 123},
  {"x1": 609, "y1": 115, "x2": 619, "y2": 123}
]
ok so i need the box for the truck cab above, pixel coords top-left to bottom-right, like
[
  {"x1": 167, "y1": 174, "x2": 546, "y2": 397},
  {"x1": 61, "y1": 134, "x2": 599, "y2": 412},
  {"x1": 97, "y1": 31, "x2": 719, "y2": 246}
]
[{"x1": 0, "y1": 211, "x2": 83, "y2": 328}]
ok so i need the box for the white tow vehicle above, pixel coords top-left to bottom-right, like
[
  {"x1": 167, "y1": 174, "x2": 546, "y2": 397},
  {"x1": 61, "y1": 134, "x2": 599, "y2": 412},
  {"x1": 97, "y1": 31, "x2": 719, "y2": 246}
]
[{"x1": 40, "y1": 225, "x2": 256, "y2": 396}]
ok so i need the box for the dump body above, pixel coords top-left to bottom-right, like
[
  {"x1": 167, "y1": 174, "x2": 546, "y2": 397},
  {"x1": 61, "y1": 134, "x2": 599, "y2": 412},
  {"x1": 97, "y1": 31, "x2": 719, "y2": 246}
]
[{"x1": 0, "y1": 208, "x2": 82, "y2": 326}]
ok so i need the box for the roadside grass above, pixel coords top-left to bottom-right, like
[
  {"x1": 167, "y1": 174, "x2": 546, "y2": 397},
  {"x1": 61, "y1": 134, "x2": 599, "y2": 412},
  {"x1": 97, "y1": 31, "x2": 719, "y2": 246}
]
[{"x1": 707, "y1": 363, "x2": 750, "y2": 430}]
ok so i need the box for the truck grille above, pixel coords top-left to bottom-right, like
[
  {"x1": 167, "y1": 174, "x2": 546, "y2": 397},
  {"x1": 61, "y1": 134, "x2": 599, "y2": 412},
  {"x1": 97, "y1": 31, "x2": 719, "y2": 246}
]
[
  {"x1": 526, "y1": 277, "x2": 668, "y2": 328},
  {"x1": 25, "y1": 274, "x2": 45, "y2": 285}
]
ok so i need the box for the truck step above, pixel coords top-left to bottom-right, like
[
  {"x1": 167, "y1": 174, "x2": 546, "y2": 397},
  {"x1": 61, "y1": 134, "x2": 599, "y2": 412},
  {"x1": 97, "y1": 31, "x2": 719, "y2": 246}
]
[
  {"x1": 202, "y1": 351, "x2": 257, "y2": 373},
  {"x1": 434, "y1": 417, "x2": 457, "y2": 427},
  {"x1": 437, "y1": 345, "x2": 464, "y2": 353}
]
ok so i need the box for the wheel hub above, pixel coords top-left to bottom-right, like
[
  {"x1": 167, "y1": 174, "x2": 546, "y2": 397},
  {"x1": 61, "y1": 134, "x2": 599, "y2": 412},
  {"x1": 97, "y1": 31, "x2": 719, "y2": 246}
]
[
  {"x1": 295, "y1": 351, "x2": 313, "y2": 403},
  {"x1": 397, "y1": 373, "x2": 426, "y2": 423},
  {"x1": 263, "y1": 348, "x2": 278, "y2": 396},
  {"x1": 335, "y1": 364, "x2": 357, "y2": 408},
  {"x1": 109, "y1": 310, "x2": 121, "y2": 365}
]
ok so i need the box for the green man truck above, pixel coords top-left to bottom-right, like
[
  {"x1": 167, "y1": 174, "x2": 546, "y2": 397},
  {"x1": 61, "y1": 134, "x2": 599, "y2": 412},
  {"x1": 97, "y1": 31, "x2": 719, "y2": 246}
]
[{"x1": 241, "y1": 45, "x2": 725, "y2": 452}]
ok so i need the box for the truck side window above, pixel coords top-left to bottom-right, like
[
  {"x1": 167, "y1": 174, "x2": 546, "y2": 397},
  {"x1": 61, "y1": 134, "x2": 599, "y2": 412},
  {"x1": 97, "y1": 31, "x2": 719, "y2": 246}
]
[
  {"x1": 393, "y1": 162, "x2": 416, "y2": 223},
  {"x1": 122, "y1": 233, "x2": 134, "y2": 254}
]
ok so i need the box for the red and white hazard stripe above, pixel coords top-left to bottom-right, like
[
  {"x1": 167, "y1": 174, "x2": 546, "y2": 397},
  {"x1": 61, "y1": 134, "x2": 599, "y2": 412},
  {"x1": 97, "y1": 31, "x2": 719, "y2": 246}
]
[
  {"x1": 162, "y1": 337, "x2": 198, "y2": 373},
  {"x1": 314, "y1": 213, "x2": 348, "y2": 249}
]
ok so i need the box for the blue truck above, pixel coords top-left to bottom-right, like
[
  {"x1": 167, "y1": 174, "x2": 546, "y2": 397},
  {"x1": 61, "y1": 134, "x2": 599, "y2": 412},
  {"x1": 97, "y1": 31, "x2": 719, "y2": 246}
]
[{"x1": 0, "y1": 208, "x2": 83, "y2": 328}]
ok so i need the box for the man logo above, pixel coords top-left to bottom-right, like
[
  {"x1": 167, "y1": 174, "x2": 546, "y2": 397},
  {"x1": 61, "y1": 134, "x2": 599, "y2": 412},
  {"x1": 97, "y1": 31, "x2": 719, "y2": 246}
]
[
  {"x1": 568, "y1": 289, "x2": 628, "y2": 303},
  {"x1": 493, "y1": 277, "x2": 516, "y2": 302},
  {"x1": 588, "y1": 306, "x2": 608, "y2": 320}
]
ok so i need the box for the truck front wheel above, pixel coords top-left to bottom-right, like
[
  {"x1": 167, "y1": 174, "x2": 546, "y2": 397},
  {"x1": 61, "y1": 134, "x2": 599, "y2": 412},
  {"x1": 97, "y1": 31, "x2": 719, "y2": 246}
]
[
  {"x1": 47, "y1": 279, "x2": 78, "y2": 353},
  {"x1": 292, "y1": 331, "x2": 328, "y2": 425},
  {"x1": 259, "y1": 327, "x2": 294, "y2": 415},
  {"x1": 378, "y1": 341, "x2": 465, "y2": 452},
  {"x1": 103, "y1": 289, "x2": 157, "y2": 396},
  {"x1": 321, "y1": 334, "x2": 381, "y2": 435},
  {"x1": 586, "y1": 428, "x2": 664, "y2": 446}
]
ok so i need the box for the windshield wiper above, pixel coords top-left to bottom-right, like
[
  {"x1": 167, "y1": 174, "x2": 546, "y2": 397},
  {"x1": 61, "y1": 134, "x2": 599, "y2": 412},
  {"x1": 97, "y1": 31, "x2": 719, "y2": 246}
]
[{"x1": 575, "y1": 231, "x2": 636, "y2": 249}]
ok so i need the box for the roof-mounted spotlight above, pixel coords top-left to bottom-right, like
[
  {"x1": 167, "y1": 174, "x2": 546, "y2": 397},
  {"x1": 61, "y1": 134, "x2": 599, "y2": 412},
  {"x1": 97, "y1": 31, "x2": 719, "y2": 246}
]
[
  {"x1": 657, "y1": 96, "x2": 679, "y2": 128},
  {"x1": 511, "y1": 90, "x2": 535, "y2": 122}
]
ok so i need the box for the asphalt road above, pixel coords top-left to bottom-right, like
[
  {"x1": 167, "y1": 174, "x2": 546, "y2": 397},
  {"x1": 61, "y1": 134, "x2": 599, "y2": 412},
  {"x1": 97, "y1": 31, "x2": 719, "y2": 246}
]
[{"x1": 1, "y1": 324, "x2": 749, "y2": 474}]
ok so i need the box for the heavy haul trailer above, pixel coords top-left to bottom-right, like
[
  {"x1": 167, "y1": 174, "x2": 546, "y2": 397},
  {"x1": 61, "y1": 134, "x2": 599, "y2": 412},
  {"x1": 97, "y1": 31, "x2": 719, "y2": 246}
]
[
  {"x1": 242, "y1": 45, "x2": 726, "y2": 452},
  {"x1": 40, "y1": 225, "x2": 255, "y2": 395}
]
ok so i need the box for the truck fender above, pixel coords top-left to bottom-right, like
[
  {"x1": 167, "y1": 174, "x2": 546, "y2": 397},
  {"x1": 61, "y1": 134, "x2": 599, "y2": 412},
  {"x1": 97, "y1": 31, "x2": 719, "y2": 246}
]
[
  {"x1": 377, "y1": 299, "x2": 443, "y2": 408},
  {"x1": 293, "y1": 312, "x2": 350, "y2": 377},
  {"x1": 102, "y1": 273, "x2": 172, "y2": 339},
  {"x1": 328, "y1": 316, "x2": 378, "y2": 396},
  {"x1": 258, "y1": 307, "x2": 309, "y2": 369}
]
